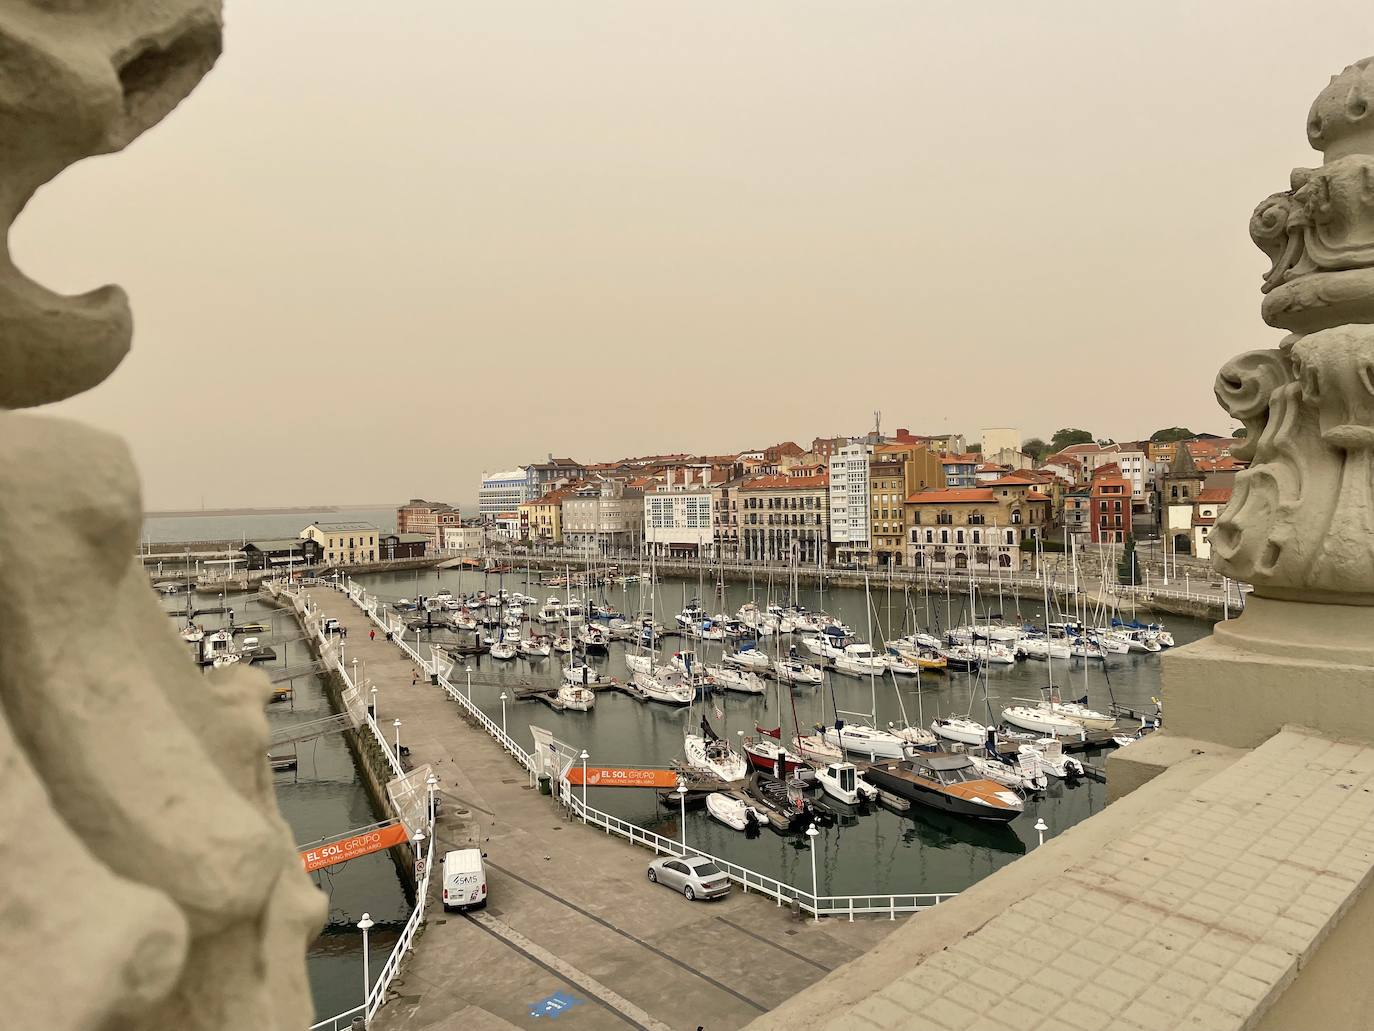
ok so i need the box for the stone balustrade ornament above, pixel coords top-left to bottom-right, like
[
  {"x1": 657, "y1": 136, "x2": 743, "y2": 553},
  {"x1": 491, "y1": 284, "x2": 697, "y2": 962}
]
[
  {"x1": 0, "y1": 3, "x2": 324, "y2": 1030},
  {"x1": 1214, "y1": 56, "x2": 1374, "y2": 601}
]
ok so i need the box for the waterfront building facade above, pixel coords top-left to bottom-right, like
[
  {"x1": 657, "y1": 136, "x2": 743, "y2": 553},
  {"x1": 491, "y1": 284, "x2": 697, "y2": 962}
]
[
  {"x1": 241, "y1": 537, "x2": 322, "y2": 570},
  {"x1": 378, "y1": 533, "x2": 429, "y2": 560},
  {"x1": 828, "y1": 441, "x2": 872, "y2": 565},
  {"x1": 441, "y1": 525, "x2": 485, "y2": 552},
  {"x1": 712, "y1": 474, "x2": 747, "y2": 560},
  {"x1": 870, "y1": 443, "x2": 945, "y2": 566},
  {"x1": 940, "y1": 453, "x2": 981, "y2": 488},
  {"x1": 643, "y1": 469, "x2": 714, "y2": 558},
  {"x1": 739, "y1": 472, "x2": 829, "y2": 564},
  {"x1": 1064, "y1": 488, "x2": 1091, "y2": 543},
  {"x1": 904, "y1": 488, "x2": 1048, "y2": 572},
  {"x1": 1088, "y1": 464, "x2": 1130, "y2": 544},
  {"x1": 396, "y1": 499, "x2": 461, "y2": 551},
  {"x1": 478, "y1": 467, "x2": 530, "y2": 519},
  {"x1": 300, "y1": 521, "x2": 379, "y2": 565},
  {"x1": 525, "y1": 456, "x2": 584, "y2": 495},
  {"x1": 562, "y1": 480, "x2": 644, "y2": 555},
  {"x1": 522, "y1": 486, "x2": 573, "y2": 546}
]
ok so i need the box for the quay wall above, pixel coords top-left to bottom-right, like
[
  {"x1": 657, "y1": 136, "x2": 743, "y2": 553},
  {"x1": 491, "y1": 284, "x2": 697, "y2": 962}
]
[
  {"x1": 507, "y1": 554, "x2": 1233, "y2": 621},
  {"x1": 186, "y1": 556, "x2": 442, "y2": 594},
  {"x1": 261, "y1": 588, "x2": 419, "y2": 898}
]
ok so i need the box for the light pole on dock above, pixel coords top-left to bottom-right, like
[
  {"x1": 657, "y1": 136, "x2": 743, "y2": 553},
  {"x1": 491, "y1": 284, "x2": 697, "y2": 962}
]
[
  {"x1": 1034, "y1": 817, "x2": 1047, "y2": 848},
  {"x1": 351, "y1": 657, "x2": 358, "y2": 687},
  {"x1": 579, "y1": 750, "x2": 589, "y2": 822},
  {"x1": 426, "y1": 773, "x2": 438, "y2": 826},
  {"x1": 413, "y1": 829, "x2": 426, "y2": 880},
  {"x1": 465, "y1": 665, "x2": 473, "y2": 701},
  {"x1": 393, "y1": 718, "x2": 402, "y2": 761},
  {"x1": 499, "y1": 692, "x2": 508, "y2": 736},
  {"x1": 806, "y1": 823, "x2": 820, "y2": 924},
  {"x1": 676, "y1": 780, "x2": 688, "y2": 852},
  {"x1": 370, "y1": 685, "x2": 378, "y2": 720},
  {"x1": 357, "y1": 913, "x2": 374, "y2": 1016}
]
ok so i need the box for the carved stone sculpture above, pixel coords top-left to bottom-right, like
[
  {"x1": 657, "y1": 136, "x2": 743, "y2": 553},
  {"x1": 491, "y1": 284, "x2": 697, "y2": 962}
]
[
  {"x1": 1213, "y1": 57, "x2": 1374, "y2": 601},
  {"x1": 0, "y1": 3, "x2": 324, "y2": 1029}
]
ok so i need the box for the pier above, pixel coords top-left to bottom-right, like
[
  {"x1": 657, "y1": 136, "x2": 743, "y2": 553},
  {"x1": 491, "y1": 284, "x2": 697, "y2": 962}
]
[{"x1": 288, "y1": 582, "x2": 900, "y2": 1031}]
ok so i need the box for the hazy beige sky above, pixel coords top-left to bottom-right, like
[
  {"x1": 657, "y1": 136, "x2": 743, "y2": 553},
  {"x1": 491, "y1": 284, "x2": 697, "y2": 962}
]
[{"x1": 15, "y1": 1, "x2": 1364, "y2": 509}]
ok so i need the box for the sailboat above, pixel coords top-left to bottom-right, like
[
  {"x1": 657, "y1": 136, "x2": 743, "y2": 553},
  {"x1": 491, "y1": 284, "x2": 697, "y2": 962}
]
[{"x1": 684, "y1": 715, "x2": 748, "y2": 781}]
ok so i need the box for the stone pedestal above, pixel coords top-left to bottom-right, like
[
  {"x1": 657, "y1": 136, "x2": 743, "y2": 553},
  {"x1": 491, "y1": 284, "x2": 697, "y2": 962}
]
[{"x1": 1109, "y1": 594, "x2": 1374, "y2": 797}]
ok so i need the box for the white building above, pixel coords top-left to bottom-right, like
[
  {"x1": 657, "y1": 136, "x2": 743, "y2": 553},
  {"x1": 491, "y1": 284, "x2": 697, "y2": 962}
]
[
  {"x1": 300, "y1": 521, "x2": 379, "y2": 565},
  {"x1": 562, "y1": 480, "x2": 644, "y2": 555},
  {"x1": 441, "y1": 525, "x2": 485, "y2": 552},
  {"x1": 980, "y1": 427, "x2": 1021, "y2": 456},
  {"x1": 828, "y1": 441, "x2": 872, "y2": 565},
  {"x1": 643, "y1": 469, "x2": 714, "y2": 558},
  {"x1": 478, "y1": 467, "x2": 529, "y2": 519}
]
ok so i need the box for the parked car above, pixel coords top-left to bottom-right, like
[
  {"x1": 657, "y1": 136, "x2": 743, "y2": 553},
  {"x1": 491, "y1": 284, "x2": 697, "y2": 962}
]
[
  {"x1": 323, "y1": 617, "x2": 341, "y2": 635},
  {"x1": 646, "y1": 856, "x2": 731, "y2": 901},
  {"x1": 442, "y1": 848, "x2": 487, "y2": 911}
]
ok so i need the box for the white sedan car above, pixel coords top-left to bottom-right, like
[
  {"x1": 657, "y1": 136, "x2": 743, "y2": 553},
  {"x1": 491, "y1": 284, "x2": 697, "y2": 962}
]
[{"x1": 646, "y1": 856, "x2": 732, "y2": 901}]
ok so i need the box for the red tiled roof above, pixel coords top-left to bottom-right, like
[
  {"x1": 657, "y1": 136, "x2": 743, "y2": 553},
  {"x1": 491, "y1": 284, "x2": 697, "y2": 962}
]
[
  {"x1": 1023, "y1": 491, "x2": 1052, "y2": 502},
  {"x1": 1193, "y1": 516, "x2": 1217, "y2": 526},
  {"x1": 740, "y1": 474, "x2": 829, "y2": 490},
  {"x1": 940, "y1": 453, "x2": 980, "y2": 465},
  {"x1": 1196, "y1": 487, "x2": 1232, "y2": 504},
  {"x1": 906, "y1": 488, "x2": 996, "y2": 504}
]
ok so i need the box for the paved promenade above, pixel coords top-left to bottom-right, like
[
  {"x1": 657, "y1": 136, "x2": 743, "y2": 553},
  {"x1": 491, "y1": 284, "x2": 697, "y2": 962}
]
[{"x1": 303, "y1": 587, "x2": 898, "y2": 1031}]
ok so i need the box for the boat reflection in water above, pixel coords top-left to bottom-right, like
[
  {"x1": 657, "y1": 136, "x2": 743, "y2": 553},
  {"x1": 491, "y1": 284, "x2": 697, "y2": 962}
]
[{"x1": 899, "y1": 805, "x2": 1028, "y2": 857}]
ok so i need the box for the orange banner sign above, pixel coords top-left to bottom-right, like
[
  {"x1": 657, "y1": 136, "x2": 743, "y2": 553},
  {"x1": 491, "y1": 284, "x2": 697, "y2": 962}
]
[
  {"x1": 300, "y1": 822, "x2": 410, "y2": 873},
  {"x1": 565, "y1": 766, "x2": 680, "y2": 789}
]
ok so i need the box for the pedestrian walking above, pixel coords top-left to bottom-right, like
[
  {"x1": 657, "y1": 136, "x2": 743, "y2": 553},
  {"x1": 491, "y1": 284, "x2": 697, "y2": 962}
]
[
  {"x1": 369, "y1": 629, "x2": 376, "y2": 642},
  {"x1": 412, "y1": 670, "x2": 418, "y2": 686}
]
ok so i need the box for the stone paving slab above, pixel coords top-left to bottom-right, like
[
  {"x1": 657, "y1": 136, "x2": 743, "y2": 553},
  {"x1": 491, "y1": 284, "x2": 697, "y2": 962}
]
[{"x1": 820, "y1": 725, "x2": 1374, "y2": 1030}]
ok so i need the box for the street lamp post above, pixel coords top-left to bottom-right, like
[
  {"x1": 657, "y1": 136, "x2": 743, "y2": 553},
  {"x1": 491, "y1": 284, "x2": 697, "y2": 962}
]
[
  {"x1": 676, "y1": 780, "x2": 688, "y2": 852},
  {"x1": 370, "y1": 685, "x2": 378, "y2": 720},
  {"x1": 426, "y1": 773, "x2": 438, "y2": 826},
  {"x1": 579, "y1": 749, "x2": 589, "y2": 822},
  {"x1": 806, "y1": 823, "x2": 820, "y2": 924},
  {"x1": 393, "y1": 718, "x2": 402, "y2": 762},
  {"x1": 413, "y1": 829, "x2": 426, "y2": 881},
  {"x1": 351, "y1": 657, "x2": 358, "y2": 686},
  {"x1": 465, "y1": 665, "x2": 473, "y2": 702},
  {"x1": 499, "y1": 692, "x2": 508, "y2": 737},
  {"x1": 357, "y1": 913, "x2": 374, "y2": 1019}
]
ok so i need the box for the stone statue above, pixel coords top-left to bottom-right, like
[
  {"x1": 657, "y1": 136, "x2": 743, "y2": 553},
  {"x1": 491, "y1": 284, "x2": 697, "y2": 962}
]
[
  {"x1": 1213, "y1": 57, "x2": 1374, "y2": 600},
  {"x1": 0, "y1": 3, "x2": 325, "y2": 1029}
]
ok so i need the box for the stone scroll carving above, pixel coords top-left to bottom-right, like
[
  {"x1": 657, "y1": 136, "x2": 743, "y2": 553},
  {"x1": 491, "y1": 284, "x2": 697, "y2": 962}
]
[
  {"x1": 1213, "y1": 57, "x2": 1374, "y2": 600},
  {"x1": 0, "y1": 3, "x2": 324, "y2": 1030}
]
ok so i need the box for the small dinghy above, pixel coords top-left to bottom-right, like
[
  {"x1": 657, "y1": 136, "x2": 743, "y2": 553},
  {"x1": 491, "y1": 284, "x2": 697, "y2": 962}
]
[{"x1": 706, "y1": 792, "x2": 767, "y2": 833}]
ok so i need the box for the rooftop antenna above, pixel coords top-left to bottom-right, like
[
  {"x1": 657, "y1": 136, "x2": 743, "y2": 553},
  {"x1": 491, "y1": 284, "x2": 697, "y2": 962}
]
[{"x1": 873, "y1": 410, "x2": 882, "y2": 440}]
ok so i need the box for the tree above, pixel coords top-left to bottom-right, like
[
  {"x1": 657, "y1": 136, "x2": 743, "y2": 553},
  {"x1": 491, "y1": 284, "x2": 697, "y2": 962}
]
[
  {"x1": 1118, "y1": 534, "x2": 1143, "y2": 585},
  {"x1": 1048, "y1": 428, "x2": 1093, "y2": 453},
  {"x1": 1149, "y1": 426, "x2": 1195, "y2": 443},
  {"x1": 1022, "y1": 437, "x2": 1049, "y2": 461}
]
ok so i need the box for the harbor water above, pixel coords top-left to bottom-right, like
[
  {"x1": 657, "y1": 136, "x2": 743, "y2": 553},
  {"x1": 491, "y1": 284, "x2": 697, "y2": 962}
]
[{"x1": 355, "y1": 565, "x2": 1208, "y2": 899}]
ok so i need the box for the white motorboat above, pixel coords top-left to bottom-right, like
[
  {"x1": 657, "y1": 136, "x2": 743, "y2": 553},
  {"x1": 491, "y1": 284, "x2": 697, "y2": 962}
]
[
  {"x1": 562, "y1": 600, "x2": 587, "y2": 628},
  {"x1": 557, "y1": 684, "x2": 595, "y2": 710},
  {"x1": 722, "y1": 647, "x2": 770, "y2": 671},
  {"x1": 891, "y1": 723, "x2": 938, "y2": 750},
  {"x1": 831, "y1": 642, "x2": 891, "y2": 677},
  {"x1": 668, "y1": 651, "x2": 701, "y2": 676},
  {"x1": 552, "y1": 635, "x2": 574, "y2": 654},
  {"x1": 490, "y1": 641, "x2": 517, "y2": 660},
  {"x1": 773, "y1": 658, "x2": 823, "y2": 686},
  {"x1": 1069, "y1": 639, "x2": 1106, "y2": 660},
  {"x1": 969, "y1": 753, "x2": 1044, "y2": 792},
  {"x1": 814, "y1": 761, "x2": 877, "y2": 805},
  {"x1": 1052, "y1": 701, "x2": 1117, "y2": 732},
  {"x1": 1108, "y1": 628, "x2": 1161, "y2": 653},
  {"x1": 970, "y1": 623, "x2": 1022, "y2": 643},
  {"x1": 1089, "y1": 631, "x2": 1131, "y2": 654},
  {"x1": 200, "y1": 629, "x2": 234, "y2": 664},
  {"x1": 180, "y1": 624, "x2": 204, "y2": 644},
  {"x1": 624, "y1": 653, "x2": 654, "y2": 676},
  {"x1": 930, "y1": 716, "x2": 991, "y2": 747},
  {"x1": 518, "y1": 636, "x2": 552, "y2": 658},
  {"x1": 705, "y1": 792, "x2": 767, "y2": 832},
  {"x1": 536, "y1": 599, "x2": 564, "y2": 624},
  {"x1": 970, "y1": 643, "x2": 1017, "y2": 665},
  {"x1": 685, "y1": 731, "x2": 749, "y2": 781},
  {"x1": 211, "y1": 653, "x2": 240, "y2": 669},
  {"x1": 632, "y1": 668, "x2": 693, "y2": 705},
  {"x1": 1018, "y1": 637, "x2": 1072, "y2": 661},
  {"x1": 563, "y1": 663, "x2": 605, "y2": 686},
  {"x1": 576, "y1": 624, "x2": 609, "y2": 652},
  {"x1": 705, "y1": 665, "x2": 766, "y2": 694},
  {"x1": 793, "y1": 731, "x2": 845, "y2": 764},
  {"x1": 822, "y1": 723, "x2": 906, "y2": 760},
  {"x1": 506, "y1": 604, "x2": 524, "y2": 620},
  {"x1": 676, "y1": 601, "x2": 706, "y2": 629},
  {"x1": 1001, "y1": 705, "x2": 1086, "y2": 739},
  {"x1": 1019, "y1": 738, "x2": 1083, "y2": 779}
]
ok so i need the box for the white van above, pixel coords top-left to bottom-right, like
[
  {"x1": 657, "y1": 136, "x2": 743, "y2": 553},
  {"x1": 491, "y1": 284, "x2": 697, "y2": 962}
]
[{"x1": 442, "y1": 849, "x2": 487, "y2": 911}]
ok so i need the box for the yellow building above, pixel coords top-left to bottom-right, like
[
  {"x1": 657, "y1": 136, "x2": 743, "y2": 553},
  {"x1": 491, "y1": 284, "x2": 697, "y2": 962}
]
[
  {"x1": 300, "y1": 521, "x2": 380, "y2": 565},
  {"x1": 523, "y1": 487, "x2": 572, "y2": 545},
  {"x1": 869, "y1": 443, "x2": 946, "y2": 566}
]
